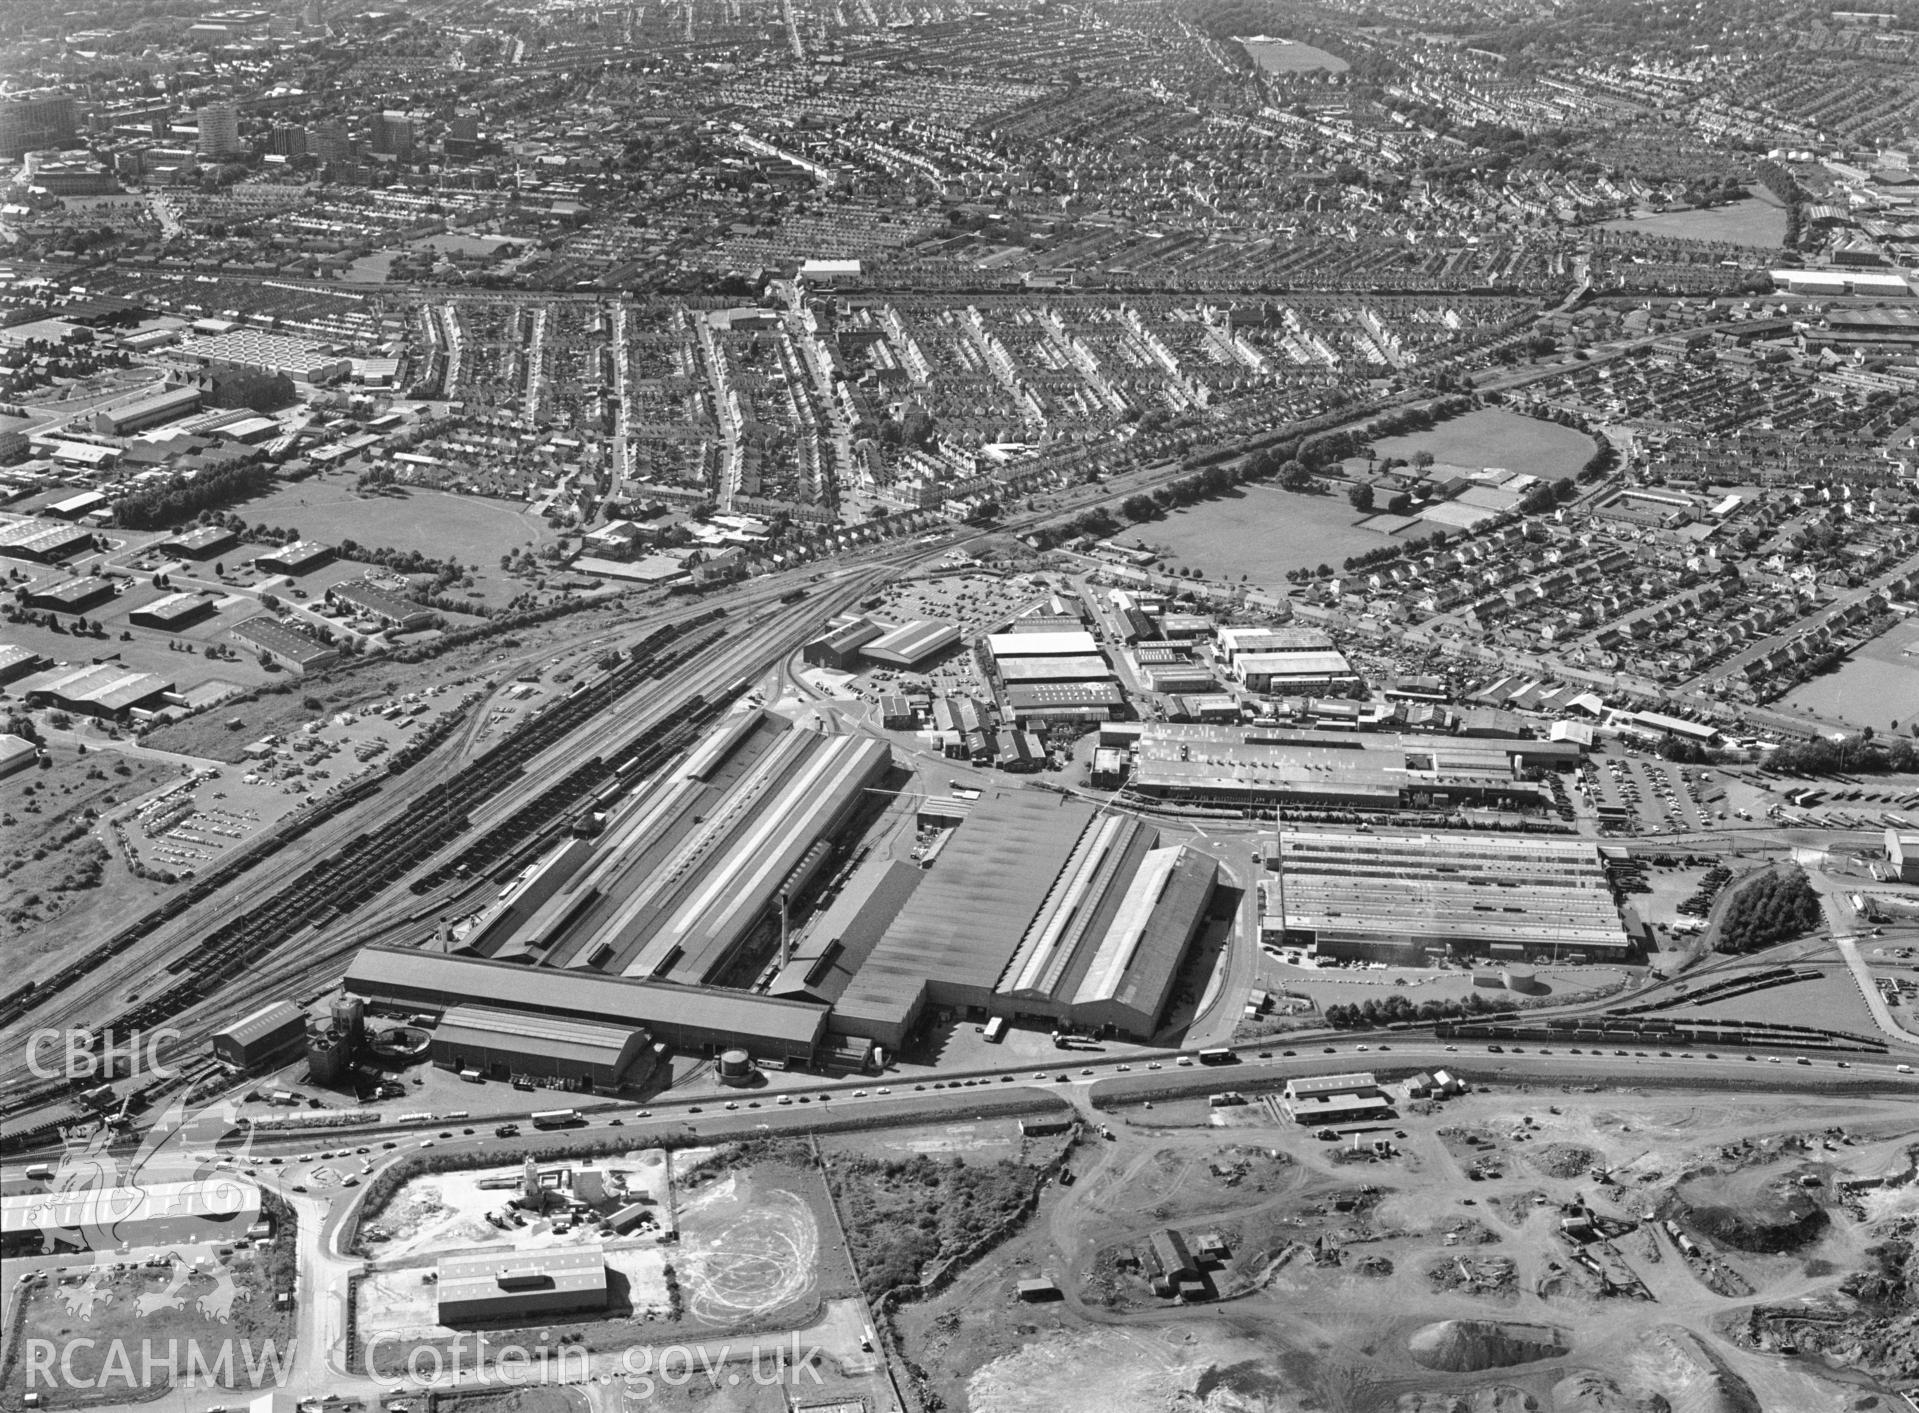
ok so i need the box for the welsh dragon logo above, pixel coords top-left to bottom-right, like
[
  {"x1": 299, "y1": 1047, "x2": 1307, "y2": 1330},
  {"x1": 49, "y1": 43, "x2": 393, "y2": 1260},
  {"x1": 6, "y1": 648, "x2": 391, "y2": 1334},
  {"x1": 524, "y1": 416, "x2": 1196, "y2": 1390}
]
[{"x1": 29, "y1": 1094, "x2": 259, "y2": 1324}]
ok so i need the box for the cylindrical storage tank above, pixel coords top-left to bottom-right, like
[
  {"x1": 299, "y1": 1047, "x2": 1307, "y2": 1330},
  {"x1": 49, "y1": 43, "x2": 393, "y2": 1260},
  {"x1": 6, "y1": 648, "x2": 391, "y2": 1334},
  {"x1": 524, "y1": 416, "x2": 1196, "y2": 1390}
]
[
  {"x1": 306, "y1": 1018, "x2": 350, "y2": 1086},
  {"x1": 717, "y1": 1049, "x2": 755, "y2": 1086},
  {"x1": 1502, "y1": 966, "x2": 1541, "y2": 994}
]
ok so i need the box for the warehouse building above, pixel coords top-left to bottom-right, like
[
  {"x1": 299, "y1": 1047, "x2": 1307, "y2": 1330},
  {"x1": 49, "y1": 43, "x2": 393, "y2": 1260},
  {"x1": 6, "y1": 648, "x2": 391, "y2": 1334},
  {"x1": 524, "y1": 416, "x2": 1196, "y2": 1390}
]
[
  {"x1": 27, "y1": 663, "x2": 175, "y2": 720},
  {"x1": 993, "y1": 654, "x2": 1113, "y2": 685},
  {"x1": 1234, "y1": 649, "x2": 1356, "y2": 695},
  {"x1": 91, "y1": 384, "x2": 202, "y2": 437},
  {"x1": 0, "y1": 518, "x2": 96, "y2": 563},
  {"x1": 1215, "y1": 625, "x2": 1332, "y2": 665},
  {"x1": 1279, "y1": 1073, "x2": 1393, "y2": 1125},
  {"x1": 24, "y1": 576, "x2": 114, "y2": 613},
  {"x1": 0, "y1": 732, "x2": 38, "y2": 779},
  {"x1": 212, "y1": 999, "x2": 308, "y2": 1070},
  {"x1": 480, "y1": 719, "x2": 892, "y2": 992},
  {"x1": 326, "y1": 581, "x2": 436, "y2": 631},
  {"x1": 1, "y1": 1179, "x2": 260, "y2": 1258},
  {"x1": 0, "y1": 644, "x2": 50, "y2": 685},
  {"x1": 130, "y1": 591, "x2": 215, "y2": 630},
  {"x1": 158, "y1": 524, "x2": 240, "y2": 560},
  {"x1": 1004, "y1": 681, "x2": 1125, "y2": 726},
  {"x1": 1126, "y1": 724, "x2": 1572, "y2": 813},
  {"x1": 986, "y1": 630, "x2": 1099, "y2": 659},
  {"x1": 860, "y1": 619, "x2": 960, "y2": 668},
  {"x1": 1265, "y1": 828, "x2": 1632, "y2": 965},
  {"x1": 253, "y1": 540, "x2": 334, "y2": 576},
  {"x1": 767, "y1": 859, "x2": 924, "y2": 1006},
  {"x1": 802, "y1": 617, "x2": 883, "y2": 670},
  {"x1": 437, "y1": 1246, "x2": 608, "y2": 1325},
  {"x1": 229, "y1": 616, "x2": 341, "y2": 674},
  {"x1": 1888, "y1": 829, "x2": 1919, "y2": 884},
  {"x1": 345, "y1": 948, "x2": 828, "y2": 1068},
  {"x1": 432, "y1": 1005, "x2": 652, "y2": 1090},
  {"x1": 831, "y1": 792, "x2": 1216, "y2": 1050}
]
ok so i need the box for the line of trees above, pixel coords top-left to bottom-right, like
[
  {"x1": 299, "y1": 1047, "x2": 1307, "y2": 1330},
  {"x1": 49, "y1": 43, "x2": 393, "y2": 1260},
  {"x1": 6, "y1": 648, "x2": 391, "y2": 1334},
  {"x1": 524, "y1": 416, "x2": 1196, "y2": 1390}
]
[
  {"x1": 113, "y1": 461, "x2": 274, "y2": 530},
  {"x1": 1323, "y1": 989, "x2": 1518, "y2": 1029},
  {"x1": 1716, "y1": 868, "x2": 1824, "y2": 954}
]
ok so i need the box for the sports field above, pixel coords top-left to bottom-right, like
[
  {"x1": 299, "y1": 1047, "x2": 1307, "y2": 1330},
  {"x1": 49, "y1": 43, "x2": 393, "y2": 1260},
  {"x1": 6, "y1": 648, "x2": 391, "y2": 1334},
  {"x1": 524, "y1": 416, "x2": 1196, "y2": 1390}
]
[
  {"x1": 1110, "y1": 485, "x2": 1380, "y2": 588},
  {"x1": 1370, "y1": 407, "x2": 1596, "y2": 480},
  {"x1": 1238, "y1": 38, "x2": 1349, "y2": 73},
  {"x1": 1600, "y1": 197, "x2": 1788, "y2": 248},
  {"x1": 235, "y1": 480, "x2": 557, "y2": 565}
]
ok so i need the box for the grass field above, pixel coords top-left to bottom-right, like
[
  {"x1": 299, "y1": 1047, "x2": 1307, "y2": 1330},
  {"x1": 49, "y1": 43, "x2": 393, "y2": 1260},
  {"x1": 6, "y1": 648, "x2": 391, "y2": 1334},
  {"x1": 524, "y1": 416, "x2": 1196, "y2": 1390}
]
[
  {"x1": 1237, "y1": 38, "x2": 1349, "y2": 73},
  {"x1": 1111, "y1": 484, "x2": 1381, "y2": 588},
  {"x1": 1781, "y1": 618, "x2": 1919, "y2": 729},
  {"x1": 1600, "y1": 197, "x2": 1788, "y2": 248},
  {"x1": 234, "y1": 479, "x2": 557, "y2": 567},
  {"x1": 1369, "y1": 407, "x2": 1596, "y2": 480}
]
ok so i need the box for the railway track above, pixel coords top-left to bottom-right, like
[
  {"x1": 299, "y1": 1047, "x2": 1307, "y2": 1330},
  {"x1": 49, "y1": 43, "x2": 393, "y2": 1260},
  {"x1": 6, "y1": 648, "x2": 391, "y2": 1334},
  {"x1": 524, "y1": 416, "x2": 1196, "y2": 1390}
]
[{"x1": 1, "y1": 569, "x2": 887, "y2": 1131}]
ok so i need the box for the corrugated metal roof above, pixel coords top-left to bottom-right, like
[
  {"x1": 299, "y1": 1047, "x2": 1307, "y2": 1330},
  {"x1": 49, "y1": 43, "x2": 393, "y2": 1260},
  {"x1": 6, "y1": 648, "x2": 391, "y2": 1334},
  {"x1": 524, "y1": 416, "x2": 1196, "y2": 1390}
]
[
  {"x1": 346, "y1": 947, "x2": 827, "y2": 1049},
  {"x1": 214, "y1": 999, "x2": 304, "y2": 1048},
  {"x1": 834, "y1": 792, "x2": 1094, "y2": 1031},
  {"x1": 437, "y1": 1004, "x2": 643, "y2": 1068}
]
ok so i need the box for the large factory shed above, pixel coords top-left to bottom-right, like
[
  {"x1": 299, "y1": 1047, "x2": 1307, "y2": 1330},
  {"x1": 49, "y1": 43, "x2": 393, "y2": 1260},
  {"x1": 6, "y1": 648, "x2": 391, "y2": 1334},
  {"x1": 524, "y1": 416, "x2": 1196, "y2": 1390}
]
[
  {"x1": 768, "y1": 859, "x2": 924, "y2": 1006},
  {"x1": 2, "y1": 1180, "x2": 260, "y2": 1257},
  {"x1": 485, "y1": 718, "x2": 891, "y2": 990},
  {"x1": 0, "y1": 518, "x2": 96, "y2": 564},
  {"x1": 437, "y1": 1245, "x2": 608, "y2": 1325},
  {"x1": 1266, "y1": 829, "x2": 1631, "y2": 965},
  {"x1": 212, "y1": 999, "x2": 307, "y2": 1069},
  {"x1": 432, "y1": 1005, "x2": 651, "y2": 1090},
  {"x1": 345, "y1": 947, "x2": 828, "y2": 1067},
  {"x1": 27, "y1": 663, "x2": 175, "y2": 720},
  {"x1": 861, "y1": 619, "x2": 960, "y2": 668},
  {"x1": 831, "y1": 793, "x2": 1215, "y2": 1049}
]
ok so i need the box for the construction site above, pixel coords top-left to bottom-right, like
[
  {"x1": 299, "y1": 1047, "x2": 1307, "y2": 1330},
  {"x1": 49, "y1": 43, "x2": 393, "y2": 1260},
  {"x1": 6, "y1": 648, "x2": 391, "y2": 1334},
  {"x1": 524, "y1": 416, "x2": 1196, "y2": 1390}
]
[{"x1": 887, "y1": 1076, "x2": 1919, "y2": 1413}]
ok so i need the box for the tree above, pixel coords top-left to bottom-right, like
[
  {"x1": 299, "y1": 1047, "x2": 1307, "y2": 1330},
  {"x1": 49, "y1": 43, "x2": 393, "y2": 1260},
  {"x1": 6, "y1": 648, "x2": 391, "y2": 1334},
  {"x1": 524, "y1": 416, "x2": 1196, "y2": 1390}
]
[{"x1": 1349, "y1": 483, "x2": 1375, "y2": 513}]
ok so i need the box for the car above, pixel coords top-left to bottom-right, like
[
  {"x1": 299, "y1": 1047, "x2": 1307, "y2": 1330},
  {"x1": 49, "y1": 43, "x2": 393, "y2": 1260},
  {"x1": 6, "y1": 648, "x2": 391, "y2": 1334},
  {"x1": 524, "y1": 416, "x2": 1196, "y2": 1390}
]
[
  {"x1": 1615, "y1": 1050, "x2": 1629, "y2": 1057},
  {"x1": 638, "y1": 1110, "x2": 651, "y2": 1118},
  {"x1": 797, "y1": 1096, "x2": 810, "y2": 1104},
  {"x1": 1356, "y1": 1045, "x2": 1370, "y2": 1053},
  {"x1": 1001, "y1": 1074, "x2": 1014, "y2": 1082},
  {"x1": 854, "y1": 1089, "x2": 868, "y2": 1098},
  {"x1": 1658, "y1": 1051, "x2": 1672, "y2": 1059},
  {"x1": 1796, "y1": 1057, "x2": 1812, "y2": 1066},
  {"x1": 1745, "y1": 1055, "x2": 1757, "y2": 1062},
  {"x1": 778, "y1": 1096, "x2": 792, "y2": 1105},
  {"x1": 1081, "y1": 1067, "x2": 1095, "y2": 1076},
  {"x1": 1323, "y1": 1047, "x2": 1337, "y2": 1054},
  {"x1": 438, "y1": 1131, "x2": 452, "y2": 1139},
  {"x1": 1118, "y1": 1064, "x2": 1133, "y2": 1072},
  {"x1": 1704, "y1": 1053, "x2": 1718, "y2": 1059},
  {"x1": 382, "y1": 1141, "x2": 397, "y2": 1149},
  {"x1": 1055, "y1": 1073, "x2": 1070, "y2": 1083},
  {"x1": 1282, "y1": 1050, "x2": 1296, "y2": 1057},
  {"x1": 355, "y1": 1147, "x2": 370, "y2": 1155},
  {"x1": 1444, "y1": 1045, "x2": 1457, "y2": 1053},
  {"x1": 1769, "y1": 1057, "x2": 1781, "y2": 1065},
  {"x1": 609, "y1": 1118, "x2": 624, "y2": 1127},
  {"x1": 1377, "y1": 1045, "x2": 1391, "y2": 1052},
  {"x1": 1836, "y1": 1061, "x2": 1850, "y2": 1069},
  {"x1": 1148, "y1": 1062, "x2": 1162, "y2": 1070},
  {"x1": 1034, "y1": 1072, "x2": 1049, "y2": 1081},
  {"x1": 748, "y1": 1101, "x2": 761, "y2": 1108},
  {"x1": 1176, "y1": 1056, "x2": 1194, "y2": 1067},
  {"x1": 687, "y1": 1106, "x2": 703, "y2": 1114},
  {"x1": 877, "y1": 1087, "x2": 892, "y2": 1095},
  {"x1": 725, "y1": 1102, "x2": 739, "y2": 1111},
  {"x1": 462, "y1": 1128, "x2": 474, "y2": 1135},
  {"x1": 1257, "y1": 1052, "x2": 1271, "y2": 1060},
  {"x1": 914, "y1": 1083, "x2": 927, "y2": 1091},
  {"x1": 1487, "y1": 1045, "x2": 1504, "y2": 1054},
  {"x1": 290, "y1": 1184, "x2": 307, "y2": 1193},
  {"x1": 418, "y1": 1141, "x2": 434, "y2": 1149},
  {"x1": 818, "y1": 1093, "x2": 832, "y2": 1101}
]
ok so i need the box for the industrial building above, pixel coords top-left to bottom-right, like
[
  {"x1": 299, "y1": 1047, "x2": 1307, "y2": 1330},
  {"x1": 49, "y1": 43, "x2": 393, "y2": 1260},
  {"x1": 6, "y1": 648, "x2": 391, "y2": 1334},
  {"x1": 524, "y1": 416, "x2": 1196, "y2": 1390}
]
[
  {"x1": 986, "y1": 630, "x2": 1099, "y2": 658},
  {"x1": 158, "y1": 525, "x2": 241, "y2": 560},
  {"x1": 325, "y1": 581, "x2": 436, "y2": 631},
  {"x1": 0, "y1": 733, "x2": 38, "y2": 779},
  {"x1": 24, "y1": 577, "x2": 115, "y2": 614},
  {"x1": 831, "y1": 791, "x2": 1216, "y2": 1050},
  {"x1": 475, "y1": 715, "x2": 890, "y2": 993},
  {"x1": 91, "y1": 385, "x2": 202, "y2": 437},
  {"x1": 1889, "y1": 829, "x2": 1919, "y2": 884},
  {"x1": 1, "y1": 1179, "x2": 260, "y2": 1258},
  {"x1": 0, "y1": 644, "x2": 50, "y2": 685},
  {"x1": 229, "y1": 616, "x2": 341, "y2": 674},
  {"x1": 212, "y1": 999, "x2": 307, "y2": 1069},
  {"x1": 130, "y1": 591, "x2": 216, "y2": 630},
  {"x1": 1265, "y1": 829, "x2": 1632, "y2": 965},
  {"x1": 993, "y1": 655, "x2": 1113, "y2": 684},
  {"x1": 436, "y1": 1245, "x2": 609, "y2": 1325},
  {"x1": 0, "y1": 518, "x2": 96, "y2": 564},
  {"x1": 1125, "y1": 723, "x2": 1577, "y2": 813},
  {"x1": 1279, "y1": 1073, "x2": 1393, "y2": 1125},
  {"x1": 1233, "y1": 650, "x2": 1356, "y2": 695},
  {"x1": 432, "y1": 1006, "x2": 652, "y2": 1090},
  {"x1": 344, "y1": 948, "x2": 828, "y2": 1068},
  {"x1": 26, "y1": 663, "x2": 176, "y2": 721},
  {"x1": 253, "y1": 540, "x2": 334, "y2": 576},
  {"x1": 767, "y1": 859, "x2": 924, "y2": 1007},
  {"x1": 861, "y1": 619, "x2": 960, "y2": 668},
  {"x1": 802, "y1": 617, "x2": 883, "y2": 670},
  {"x1": 1004, "y1": 681, "x2": 1124, "y2": 726}
]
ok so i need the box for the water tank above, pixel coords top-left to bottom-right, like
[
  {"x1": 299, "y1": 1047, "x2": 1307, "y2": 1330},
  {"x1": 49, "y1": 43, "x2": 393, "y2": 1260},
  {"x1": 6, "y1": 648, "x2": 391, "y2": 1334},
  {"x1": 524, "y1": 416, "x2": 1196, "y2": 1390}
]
[
  {"x1": 1502, "y1": 966, "x2": 1541, "y2": 994},
  {"x1": 716, "y1": 1049, "x2": 756, "y2": 1085}
]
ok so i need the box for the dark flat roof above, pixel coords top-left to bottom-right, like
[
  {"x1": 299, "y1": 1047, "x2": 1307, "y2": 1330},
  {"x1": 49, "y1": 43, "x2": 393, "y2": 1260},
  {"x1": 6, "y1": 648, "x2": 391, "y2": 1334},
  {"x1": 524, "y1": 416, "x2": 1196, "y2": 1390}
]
[{"x1": 346, "y1": 946, "x2": 828, "y2": 1049}]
